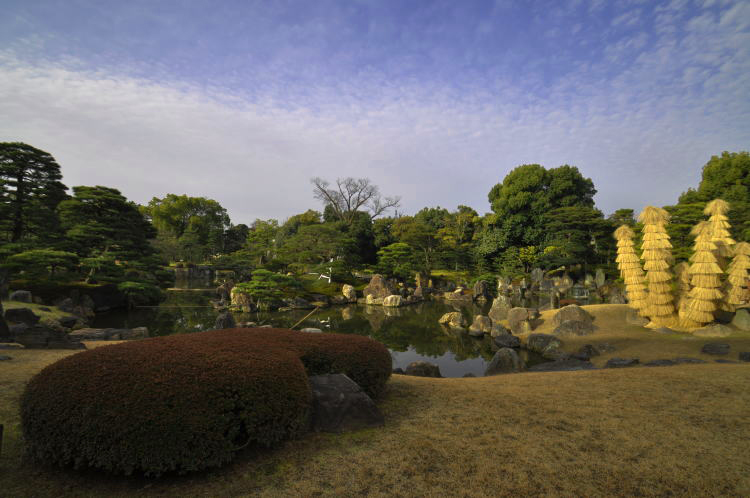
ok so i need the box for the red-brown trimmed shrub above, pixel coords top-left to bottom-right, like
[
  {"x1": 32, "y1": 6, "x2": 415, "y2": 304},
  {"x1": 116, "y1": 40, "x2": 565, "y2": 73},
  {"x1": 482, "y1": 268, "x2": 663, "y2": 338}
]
[{"x1": 20, "y1": 328, "x2": 391, "y2": 476}]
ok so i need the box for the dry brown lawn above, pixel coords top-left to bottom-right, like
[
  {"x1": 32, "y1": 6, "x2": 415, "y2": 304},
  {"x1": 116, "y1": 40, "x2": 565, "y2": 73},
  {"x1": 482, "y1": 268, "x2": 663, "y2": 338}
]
[{"x1": 1, "y1": 306, "x2": 749, "y2": 497}]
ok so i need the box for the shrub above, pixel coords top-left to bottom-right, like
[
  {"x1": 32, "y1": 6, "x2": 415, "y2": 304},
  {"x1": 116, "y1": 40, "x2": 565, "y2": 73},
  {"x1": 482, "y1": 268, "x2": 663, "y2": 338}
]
[
  {"x1": 117, "y1": 281, "x2": 165, "y2": 307},
  {"x1": 21, "y1": 328, "x2": 392, "y2": 476}
]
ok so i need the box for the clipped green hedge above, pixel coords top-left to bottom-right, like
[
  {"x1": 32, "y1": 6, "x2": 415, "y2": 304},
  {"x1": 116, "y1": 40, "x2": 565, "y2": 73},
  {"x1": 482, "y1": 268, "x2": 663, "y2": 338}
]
[{"x1": 21, "y1": 328, "x2": 391, "y2": 476}]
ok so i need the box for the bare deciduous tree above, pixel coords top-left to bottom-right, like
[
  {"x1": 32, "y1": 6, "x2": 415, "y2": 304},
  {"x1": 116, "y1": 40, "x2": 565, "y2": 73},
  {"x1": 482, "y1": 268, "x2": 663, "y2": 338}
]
[{"x1": 311, "y1": 177, "x2": 400, "y2": 225}]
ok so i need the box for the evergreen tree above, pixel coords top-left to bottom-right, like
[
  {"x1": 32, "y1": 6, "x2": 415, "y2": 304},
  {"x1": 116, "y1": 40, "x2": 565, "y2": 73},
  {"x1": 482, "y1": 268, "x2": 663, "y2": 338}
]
[{"x1": 0, "y1": 142, "x2": 68, "y2": 244}]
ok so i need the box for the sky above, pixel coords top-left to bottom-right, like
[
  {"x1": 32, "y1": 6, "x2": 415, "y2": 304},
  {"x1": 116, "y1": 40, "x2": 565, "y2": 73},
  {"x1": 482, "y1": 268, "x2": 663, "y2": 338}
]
[{"x1": 1, "y1": 0, "x2": 748, "y2": 225}]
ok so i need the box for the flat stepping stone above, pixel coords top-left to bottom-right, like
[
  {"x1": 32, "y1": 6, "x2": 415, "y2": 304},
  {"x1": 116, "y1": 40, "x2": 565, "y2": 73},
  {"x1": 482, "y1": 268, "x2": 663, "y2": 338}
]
[
  {"x1": 527, "y1": 358, "x2": 595, "y2": 372},
  {"x1": 673, "y1": 357, "x2": 709, "y2": 364},
  {"x1": 714, "y1": 359, "x2": 739, "y2": 364},
  {"x1": 0, "y1": 355, "x2": 12, "y2": 361},
  {"x1": 739, "y1": 352, "x2": 750, "y2": 362},
  {"x1": 644, "y1": 359, "x2": 677, "y2": 367},
  {"x1": 701, "y1": 343, "x2": 730, "y2": 355},
  {"x1": 605, "y1": 358, "x2": 639, "y2": 368}
]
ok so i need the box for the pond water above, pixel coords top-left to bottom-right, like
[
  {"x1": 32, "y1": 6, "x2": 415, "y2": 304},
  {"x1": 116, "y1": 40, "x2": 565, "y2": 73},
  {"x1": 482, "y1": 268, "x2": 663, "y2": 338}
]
[{"x1": 93, "y1": 289, "x2": 555, "y2": 377}]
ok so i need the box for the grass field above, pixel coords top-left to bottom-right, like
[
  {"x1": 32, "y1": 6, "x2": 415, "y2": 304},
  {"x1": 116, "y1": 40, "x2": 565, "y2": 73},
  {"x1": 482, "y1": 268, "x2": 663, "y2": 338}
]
[{"x1": 1, "y1": 305, "x2": 749, "y2": 497}]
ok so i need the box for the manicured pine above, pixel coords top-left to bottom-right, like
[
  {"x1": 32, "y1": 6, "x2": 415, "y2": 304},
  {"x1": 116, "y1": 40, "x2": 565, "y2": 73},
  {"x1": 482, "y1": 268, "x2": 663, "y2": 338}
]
[
  {"x1": 704, "y1": 199, "x2": 735, "y2": 269},
  {"x1": 724, "y1": 241, "x2": 750, "y2": 311},
  {"x1": 614, "y1": 225, "x2": 648, "y2": 315},
  {"x1": 638, "y1": 206, "x2": 676, "y2": 327},
  {"x1": 680, "y1": 221, "x2": 723, "y2": 327}
]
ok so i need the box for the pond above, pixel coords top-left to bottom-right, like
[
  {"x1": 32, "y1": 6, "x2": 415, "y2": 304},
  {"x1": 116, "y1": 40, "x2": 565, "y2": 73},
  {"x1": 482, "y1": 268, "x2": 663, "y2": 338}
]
[{"x1": 92, "y1": 289, "x2": 555, "y2": 377}]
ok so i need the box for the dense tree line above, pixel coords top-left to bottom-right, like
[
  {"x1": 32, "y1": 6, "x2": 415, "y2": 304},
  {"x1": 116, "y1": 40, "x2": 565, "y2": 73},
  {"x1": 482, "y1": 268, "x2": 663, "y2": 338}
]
[{"x1": 2, "y1": 141, "x2": 748, "y2": 295}]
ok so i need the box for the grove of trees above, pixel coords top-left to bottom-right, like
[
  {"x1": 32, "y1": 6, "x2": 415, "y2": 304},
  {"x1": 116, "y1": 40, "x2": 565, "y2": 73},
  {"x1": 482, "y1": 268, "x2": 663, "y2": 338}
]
[{"x1": 1, "y1": 141, "x2": 748, "y2": 300}]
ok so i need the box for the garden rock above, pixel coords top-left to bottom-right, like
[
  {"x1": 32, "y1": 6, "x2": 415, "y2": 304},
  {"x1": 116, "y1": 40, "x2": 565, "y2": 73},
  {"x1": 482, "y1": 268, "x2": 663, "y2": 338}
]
[
  {"x1": 714, "y1": 359, "x2": 738, "y2": 364},
  {"x1": 738, "y1": 352, "x2": 750, "y2": 362},
  {"x1": 69, "y1": 327, "x2": 148, "y2": 341},
  {"x1": 0, "y1": 355, "x2": 11, "y2": 360},
  {"x1": 10, "y1": 290, "x2": 32, "y2": 303},
  {"x1": 363, "y1": 274, "x2": 394, "y2": 300},
  {"x1": 625, "y1": 309, "x2": 649, "y2": 326},
  {"x1": 463, "y1": 373, "x2": 476, "y2": 377},
  {"x1": 713, "y1": 310, "x2": 734, "y2": 324},
  {"x1": 605, "y1": 358, "x2": 640, "y2": 368},
  {"x1": 468, "y1": 315, "x2": 493, "y2": 336},
  {"x1": 488, "y1": 295, "x2": 512, "y2": 322},
  {"x1": 308, "y1": 374, "x2": 384, "y2": 433},
  {"x1": 730, "y1": 309, "x2": 750, "y2": 331},
  {"x1": 405, "y1": 361, "x2": 442, "y2": 378},
  {"x1": 490, "y1": 323, "x2": 510, "y2": 337},
  {"x1": 493, "y1": 332, "x2": 520, "y2": 349},
  {"x1": 701, "y1": 343, "x2": 730, "y2": 355},
  {"x1": 366, "y1": 295, "x2": 384, "y2": 305},
  {"x1": 573, "y1": 344, "x2": 600, "y2": 361},
  {"x1": 653, "y1": 327, "x2": 678, "y2": 334},
  {"x1": 673, "y1": 357, "x2": 708, "y2": 364},
  {"x1": 301, "y1": 328, "x2": 323, "y2": 333},
  {"x1": 4, "y1": 307, "x2": 40, "y2": 326},
  {"x1": 693, "y1": 324, "x2": 733, "y2": 337},
  {"x1": 553, "y1": 320, "x2": 595, "y2": 336},
  {"x1": 526, "y1": 333, "x2": 564, "y2": 360},
  {"x1": 644, "y1": 359, "x2": 677, "y2": 367},
  {"x1": 484, "y1": 348, "x2": 524, "y2": 375},
  {"x1": 552, "y1": 304, "x2": 593, "y2": 326},
  {"x1": 120, "y1": 327, "x2": 149, "y2": 339},
  {"x1": 288, "y1": 297, "x2": 314, "y2": 310},
  {"x1": 507, "y1": 307, "x2": 536, "y2": 331},
  {"x1": 438, "y1": 312, "x2": 466, "y2": 330},
  {"x1": 342, "y1": 284, "x2": 357, "y2": 303},
  {"x1": 472, "y1": 280, "x2": 492, "y2": 301},
  {"x1": 608, "y1": 293, "x2": 627, "y2": 304},
  {"x1": 527, "y1": 358, "x2": 595, "y2": 372},
  {"x1": 382, "y1": 295, "x2": 403, "y2": 307},
  {"x1": 214, "y1": 312, "x2": 236, "y2": 330},
  {"x1": 11, "y1": 324, "x2": 85, "y2": 349}
]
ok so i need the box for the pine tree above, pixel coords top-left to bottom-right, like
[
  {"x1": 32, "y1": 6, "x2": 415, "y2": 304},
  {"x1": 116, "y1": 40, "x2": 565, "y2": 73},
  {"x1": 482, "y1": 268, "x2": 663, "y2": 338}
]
[
  {"x1": 0, "y1": 142, "x2": 68, "y2": 243},
  {"x1": 724, "y1": 241, "x2": 750, "y2": 311},
  {"x1": 638, "y1": 206, "x2": 676, "y2": 326},
  {"x1": 614, "y1": 225, "x2": 647, "y2": 315},
  {"x1": 680, "y1": 222, "x2": 724, "y2": 327}
]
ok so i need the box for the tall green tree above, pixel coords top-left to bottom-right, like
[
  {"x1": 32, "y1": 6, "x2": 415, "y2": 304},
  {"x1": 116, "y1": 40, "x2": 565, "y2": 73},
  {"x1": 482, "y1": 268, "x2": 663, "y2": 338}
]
[
  {"x1": 141, "y1": 194, "x2": 231, "y2": 262},
  {"x1": 0, "y1": 142, "x2": 68, "y2": 244}
]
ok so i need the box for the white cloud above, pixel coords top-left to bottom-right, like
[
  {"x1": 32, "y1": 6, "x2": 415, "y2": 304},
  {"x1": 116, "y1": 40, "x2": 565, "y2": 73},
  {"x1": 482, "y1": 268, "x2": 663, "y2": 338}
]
[{"x1": 0, "y1": 1, "x2": 748, "y2": 223}]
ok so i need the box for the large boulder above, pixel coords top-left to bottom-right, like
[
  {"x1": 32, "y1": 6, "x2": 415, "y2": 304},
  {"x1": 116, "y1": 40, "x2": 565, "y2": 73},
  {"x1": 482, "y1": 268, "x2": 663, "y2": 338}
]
[
  {"x1": 552, "y1": 305, "x2": 593, "y2": 326},
  {"x1": 625, "y1": 309, "x2": 649, "y2": 326},
  {"x1": 493, "y1": 332, "x2": 520, "y2": 349},
  {"x1": 490, "y1": 323, "x2": 510, "y2": 337},
  {"x1": 526, "y1": 333, "x2": 565, "y2": 360},
  {"x1": 731, "y1": 308, "x2": 750, "y2": 331},
  {"x1": 507, "y1": 307, "x2": 537, "y2": 334},
  {"x1": 438, "y1": 312, "x2": 467, "y2": 330},
  {"x1": 693, "y1": 324, "x2": 734, "y2": 338},
  {"x1": 382, "y1": 295, "x2": 403, "y2": 307},
  {"x1": 468, "y1": 315, "x2": 493, "y2": 336},
  {"x1": 69, "y1": 327, "x2": 148, "y2": 341},
  {"x1": 4, "y1": 307, "x2": 40, "y2": 326},
  {"x1": 287, "y1": 297, "x2": 314, "y2": 310},
  {"x1": 553, "y1": 320, "x2": 595, "y2": 336},
  {"x1": 366, "y1": 295, "x2": 384, "y2": 305},
  {"x1": 214, "y1": 312, "x2": 236, "y2": 330},
  {"x1": 55, "y1": 298, "x2": 75, "y2": 313},
  {"x1": 10, "y1": 323, "x2": 85, "y2": 349},
  {"x1": 363, "y1": 275, "x2": 394, "y2": 300},
  {"x1": 484, "y1": 348, "x2": 524, "y2": 375},
  {"x1": 405, "y1": 361, "x2": 442, "y2": 378},
  {"x1": 488, "y1": 295, "x2": 512, "y2": 323},
  {"x1": 230, "y1": 288, "x2": 256, "y2": 312},
  {"x1": 342, "y1": 284, "x2": 357, "y2": 303},
  {"x1": 472, "y1": 280, "x2": 492, "y2": 302},
  {"x1": 10, "y1": 290, "x2": 32, "y2": 303},
  {"x1": 308, "y1": 374, "x2": 384, "y2": 433}
]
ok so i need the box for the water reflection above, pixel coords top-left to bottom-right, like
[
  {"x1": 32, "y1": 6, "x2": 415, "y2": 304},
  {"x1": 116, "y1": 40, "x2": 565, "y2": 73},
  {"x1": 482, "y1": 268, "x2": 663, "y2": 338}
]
[{"x1": 94, "y1": 290, "x2": 554, "y2": 377}]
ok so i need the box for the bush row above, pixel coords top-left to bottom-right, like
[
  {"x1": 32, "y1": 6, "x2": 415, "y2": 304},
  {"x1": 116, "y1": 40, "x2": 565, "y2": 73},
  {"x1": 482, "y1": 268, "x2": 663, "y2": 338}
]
[{"x1": 21, "y1": 328, "x2": 391, "y2": 476}]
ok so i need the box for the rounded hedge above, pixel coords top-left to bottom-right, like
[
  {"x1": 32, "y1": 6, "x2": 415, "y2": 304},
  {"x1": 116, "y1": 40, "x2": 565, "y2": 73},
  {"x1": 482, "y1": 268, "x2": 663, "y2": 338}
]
[{"x1": 21, "y1": 328, "x2": 391, "y2": 476}]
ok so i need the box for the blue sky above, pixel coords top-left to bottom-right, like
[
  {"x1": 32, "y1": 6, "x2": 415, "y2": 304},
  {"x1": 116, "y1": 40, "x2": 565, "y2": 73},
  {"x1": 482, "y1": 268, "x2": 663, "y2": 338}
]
[{"x1": 1, "y1": 0, "x2": 748, "y2": 224}]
